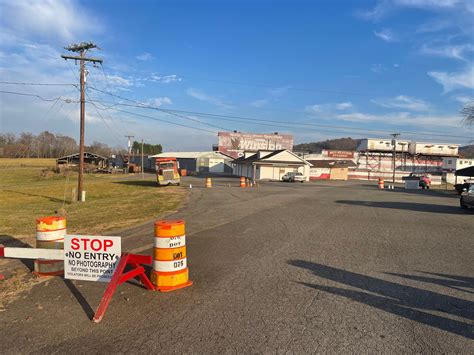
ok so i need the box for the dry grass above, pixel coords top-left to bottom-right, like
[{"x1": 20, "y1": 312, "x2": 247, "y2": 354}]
[{"x1": 0, "y1": 158, "x2": 186, "y2": 243}]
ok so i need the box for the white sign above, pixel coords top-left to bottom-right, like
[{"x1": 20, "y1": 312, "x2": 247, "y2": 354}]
[{"x1": 64, "y1": 235, "x2": 121, "y2": 282}]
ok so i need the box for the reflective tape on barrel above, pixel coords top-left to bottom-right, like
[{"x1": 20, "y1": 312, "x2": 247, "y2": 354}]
[
  {"x1": 36, "y1": 229, "x2": 66, "y2": 241},
  {"x1": 36, "y1": 240, "x2": 64, "y2": 249},
  {"x1": 153, "y1": 258, "x2": 187, "y2": 272},
  {"x1": 151, "y1": 268, "x2": 189, "y2": 287},
  {"x1": 154, "y1": 220, "x2": 185, "y2": 237},
  {"x1": 154, "y1": 235, "x2": 186, "y2": 249},
  {"x1": 154, "y1": 246, "x2": 186, "y2": 261}
]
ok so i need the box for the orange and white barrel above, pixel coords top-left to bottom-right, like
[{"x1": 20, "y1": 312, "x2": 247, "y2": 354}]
[
  {"x1": 378, "y1": 178, "x2": 384, "y2": 189},
  {"x1": 152, "y1": 220, "x2": 192, "y2": 292},
  {"x1": 240, "y1": 177, "x2": 246, "y2": 188},
  {"x1": 206, "y1": 177, "x2": 212, "y2": 188},
  {"x1": 35, "y1": 216, "x2": 66, "y2": 276}
]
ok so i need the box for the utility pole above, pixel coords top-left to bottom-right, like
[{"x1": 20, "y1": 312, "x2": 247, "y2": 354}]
[
  {"x1": 141, "y1": 139, "x2": 145, "y2": 180},
  {"x1": 125, "y1": 135, "x2": 135, "y2": 155},
  {"x1": 391, "y1": 133, "x2": 401, "y2": 184},
  {"x1": 61, "y1": 42, "x2": 102, "y2": 202}
]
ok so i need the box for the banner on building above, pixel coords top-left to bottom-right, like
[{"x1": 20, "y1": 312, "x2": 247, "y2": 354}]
[{"x1": 218, "y1": 132, "x2": 294, "y2": 159}]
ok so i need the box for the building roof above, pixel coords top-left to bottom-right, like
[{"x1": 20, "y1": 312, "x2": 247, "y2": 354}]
[
  {"x1": 306, "y1": 160, "x2": 357, "y2": 168},
  {"x1": 57, "y1": 152, "x2": 108, "y2": 161},
  {"x1": 150, "y1": 151, "x2": 231, "y2": 159},
  {"x1": 234, "y1": 149, "x2": 311, "y2": 166},
  {"x1": 456, "y1": 166, "x2": 474, "y2": 176}
]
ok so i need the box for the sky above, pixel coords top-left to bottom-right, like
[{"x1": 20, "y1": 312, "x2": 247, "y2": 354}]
[{"x1": 0, "y1": 0, "x2": 473, "y2": 151}]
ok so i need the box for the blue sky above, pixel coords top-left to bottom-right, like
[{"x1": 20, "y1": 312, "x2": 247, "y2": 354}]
[{"x1": 1, "y1": 0, "x2": 473, "y2": 150}]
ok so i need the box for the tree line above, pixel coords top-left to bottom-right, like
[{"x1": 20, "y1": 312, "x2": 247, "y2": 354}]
[{"x1": 0, "y1": 131, "x2": 125, "y2": 158}]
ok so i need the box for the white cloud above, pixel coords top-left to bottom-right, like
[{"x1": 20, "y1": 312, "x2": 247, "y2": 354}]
[
  {"x1": 136, "y1": 53, "x2": 154, "y2": 61},
  {"x1": 454, "y1": 95, "x2": 474, "y2": 104},
  {"x1": 428, "y1": 65, "x2": 474, "y2": 92},
  {"x1": 371, "y1": 95, "x2": 430, "y2": 111},
  {"x1": 371, "y1": 64, "x2": 386, "y2": 74},
  {"x1": 186, "y1": 88, "x2": 233, "y2": 109},
  {"x1": 0, "y1": 0, "x2": 102, "y2": 41},
  {"x1": 421, "y1": 43, "x2": 474, "y2": 61},
  {"x1": 337, "y1": 111, "x2": 461, "y2": 128},
  {"x1": 374, "y1": 28, "x2": 397, "y2": 42},
  {"x1": 336, "y1": 102, "x2": 353, "y2": 110},
  {"x1": 149, "y1": 74, "x2": 182, "y2": 83},
  {"x1": 145, "y1": 97, "x2": 172, "y2": 107},
  {"x1": 250, "y1": 99, "x2": 269, "y2": 108}
]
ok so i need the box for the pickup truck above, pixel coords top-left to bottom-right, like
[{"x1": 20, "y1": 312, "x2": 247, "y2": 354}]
[{"x1": 282, "y1": 172, "x2": 305, "y2": 183}]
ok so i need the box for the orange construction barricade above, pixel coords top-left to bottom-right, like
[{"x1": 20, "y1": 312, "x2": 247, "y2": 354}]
[
  {"x1": 378, "y1": 178, "x2": 385, "y2": 189},
  {"x1": 152, "y1": 220, "x2": 192, "y2": 292},
  {"x1": 240, "y1": 177, "x2": 246, "y2": 188},
  {"x1": 35, "y1": 216, "x2": 66, "y2": 276},
  {"x1": 206, "y1": 177, "x2": 212, "y2": 188}
]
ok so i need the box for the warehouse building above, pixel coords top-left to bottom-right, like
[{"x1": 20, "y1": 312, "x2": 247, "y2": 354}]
[
  {"x1": 306, "y1": 160, "x2": 357, "y2": 181},
  {"x1": 150, "y1": 151, "x2": 233, "y2": 174},
  {"x1": 233, "y1": 149, "x2": 311, "y2": 181}
]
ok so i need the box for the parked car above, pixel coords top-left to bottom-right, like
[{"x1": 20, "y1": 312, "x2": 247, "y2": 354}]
[
  {"x1": 454, "y1": 180, "x2": 473, "y2": 195},
  {"x1": 282, "y1": 172, "x2": 305, "y2": 183},
  {"x1": 460, "y1": 185, "x2": 474, "y2": 210}
]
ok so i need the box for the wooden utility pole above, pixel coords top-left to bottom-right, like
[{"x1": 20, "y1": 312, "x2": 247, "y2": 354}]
[
  {"x1": 141, "y1": 139, "x2": 145, "y2": 180},
  {"x1": 61, "y1": 42, "x2": 102, "y2": 201}
]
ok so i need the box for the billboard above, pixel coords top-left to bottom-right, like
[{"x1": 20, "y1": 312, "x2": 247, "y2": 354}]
[{"x1": 218, "y1": 132, "x2": 294, "y2": 159}]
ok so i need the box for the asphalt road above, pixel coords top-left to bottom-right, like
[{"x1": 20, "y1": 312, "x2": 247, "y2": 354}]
[{"x1": 1, "y1": 177, "x2": 473, "y2": 353}]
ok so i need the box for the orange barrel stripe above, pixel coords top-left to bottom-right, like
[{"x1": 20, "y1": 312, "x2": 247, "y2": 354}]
[
  {"x1": 151, "y1": 268, "x2": 189, "y2": 287},
  {"x1": 154, "y1": 246, "x2": 187, "y2": 261},
  {"x1": 154, "y1": 220, "x2": 185, "y2": 237}
]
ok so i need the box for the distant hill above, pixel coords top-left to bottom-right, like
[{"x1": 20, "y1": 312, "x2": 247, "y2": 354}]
[
  {"x1": 293, "y1": 137, "x2": 360, "y2": 153},
  {"x1": 459, "y1": 144, "x2": 474, "y2": 158}
]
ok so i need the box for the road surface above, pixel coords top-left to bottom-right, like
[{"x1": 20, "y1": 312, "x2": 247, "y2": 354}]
[{"x1": 0, "y1": 177, "x2": 473, "y2": 353}]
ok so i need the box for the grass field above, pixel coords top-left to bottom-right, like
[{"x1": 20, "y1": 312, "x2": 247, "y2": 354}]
[{"x1": 0, "y1": 159, "x2": 186, "y2": 243}]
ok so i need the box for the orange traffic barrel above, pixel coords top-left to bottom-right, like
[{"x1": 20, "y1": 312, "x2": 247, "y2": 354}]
[
  {"x1": 240, "y1": 177, "x2": 246, "y2": 188},
  {"x1": 378, "y1": 178, "x2": 384, "y2": 189},
  {"x1": 152, "y1": 220, "x2": 192, "y2": 292},
  {"x1": 206, "y1": 177, "x2": 212, "y2": 188},
  {"x1": 35, "y1": 216, "x2": 66, "y2": 276}
]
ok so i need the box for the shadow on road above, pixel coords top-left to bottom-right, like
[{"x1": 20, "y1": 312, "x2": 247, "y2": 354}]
[
  {"x1": 63, "y1": 279, "x2": 95, "y2": 320},
  {"x1": 386, "y1": 271, "x2": 474, "y2": 294},
  {"x1": 383, "y1": 188, "x2": 459, "y2": 199},
  {"x1": 288, "y1": 260, "x2": 474, "y2": 339},
  {"x1": 0, "y1": 235, "x2": 34, "y2": 270},
  {"x1": 336, "y1": 200, "x2": 466, "y2": 215}
]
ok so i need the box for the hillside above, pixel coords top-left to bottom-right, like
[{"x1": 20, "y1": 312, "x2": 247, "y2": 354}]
[
  {"x1": 293, "y1": 137, "x2": 360, "y2": 153},
  {"x1": 459, "y1": 144, "x2": 474, "y2": 158}
]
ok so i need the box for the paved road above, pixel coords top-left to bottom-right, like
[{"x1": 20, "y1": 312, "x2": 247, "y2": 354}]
[{"x1": 1, "y1": 177, "x2": 473, "y2": 353}]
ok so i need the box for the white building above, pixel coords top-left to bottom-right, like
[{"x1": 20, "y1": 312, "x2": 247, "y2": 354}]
[
  {"x1": 233, "y1": 149, "x2": 312, "y2": 181},
  {"x1": 442, "y1": 157, "x2": 474, "y2": 171},
  {"x1": 150, "y1": 151, "x2": 233, "y2": 173}
]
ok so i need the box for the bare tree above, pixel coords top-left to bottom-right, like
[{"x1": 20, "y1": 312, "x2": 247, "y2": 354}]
[{"x1": 461, "y1": 102, "x2": 474, "y2": 126}]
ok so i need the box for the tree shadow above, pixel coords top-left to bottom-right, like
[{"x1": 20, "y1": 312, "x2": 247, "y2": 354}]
[
  {"x1": 63, "y1": 279, "x2": 95, "y2": 320},
  {"x1": 0, "y1": 235, "x2": 34, "y2": 270},
  {"x1": 3, "y1": 189, "x2": 71, "y2": 205},
  {"x1": 288, "y1": 260, "x2": 474, "y2": 339},
  {"x1": 336, "y1": 200, "x2": 466, "y2": 215}
]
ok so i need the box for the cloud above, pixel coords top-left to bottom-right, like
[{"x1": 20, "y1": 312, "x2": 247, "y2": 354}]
[
  {"x1": 371, "y1": 64, "x2": 386, "y2": 74},
  {"x1": 454, "y1": 95, "x2": 474, "y2": 104},
  {"x1": 374, "y1": 28, "x2": 397, "y2": 42},
  {"x1": 136, "y1": 53, "x2": 154, "y2": 61},
  {"x1": 250, "y1": 99, "x2": 269, "y2": 108},
  {"x1": 336, "y1": 102, "x2": 353, "y2": 110},
  {"x1": 336, "y1": 111, "x2": 461, "y2": 128},
  {"x1": 186, "y1": 88, "x2": 233, "y2": 109},
  {"x1": 145, "y1": 97, "x2": 172, "y2": 107},
  {"x1": 305, "y1": 102, "x2": 353, "y2": 113},
  {"x1": 149, "y1": 73, "x2": 182, "y2": 83},
  {"x1": 428, "y1": 65, "x2": 474, "y2": 92},
  {"x1": 421, "y1": 43, "x2": 474, "y2": 61},
  {"x1": 250, "y1": 86, "x2": 290, "y2": 108},
  {"x1": 371, "y1": 95, "x2": 430, "y2": 111},
  {"x1": 0, "y1": 0, "x2": 102, "y2": 42}
]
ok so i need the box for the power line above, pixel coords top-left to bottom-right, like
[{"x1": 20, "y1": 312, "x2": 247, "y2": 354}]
[
  {"x1": 85, "y1": 88, "x2": 472, "y2": 141},
  {"x1": 0, "y1": 90, "x2": 78, "y2": 103},
  {"x1": 0, "y1": 81, "x2": 77, "y2": 87}
]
